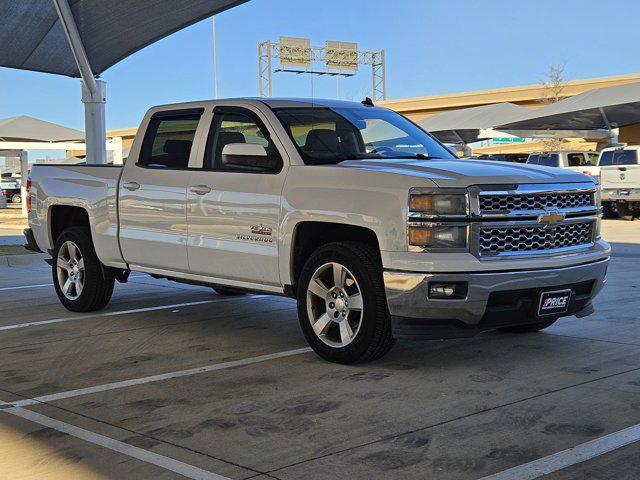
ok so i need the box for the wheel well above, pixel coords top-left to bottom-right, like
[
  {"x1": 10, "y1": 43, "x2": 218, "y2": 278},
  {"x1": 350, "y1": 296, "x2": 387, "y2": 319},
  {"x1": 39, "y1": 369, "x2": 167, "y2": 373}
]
[
  {"x1": 291, "y1": 222, "x2": 381, "y2": 286},
  {"x1": 49, "y1": 205, "x2": 90, "y2": 245}
]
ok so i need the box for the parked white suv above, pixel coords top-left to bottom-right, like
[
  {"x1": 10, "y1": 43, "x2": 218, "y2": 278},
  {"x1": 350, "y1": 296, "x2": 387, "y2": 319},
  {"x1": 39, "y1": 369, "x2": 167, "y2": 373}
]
[
  {"x1": 599, "y1": 146, "x2": 640, "y2": 220},
  {"x1": 24, "y1": 98, "x2": 610, "y2": 363}
]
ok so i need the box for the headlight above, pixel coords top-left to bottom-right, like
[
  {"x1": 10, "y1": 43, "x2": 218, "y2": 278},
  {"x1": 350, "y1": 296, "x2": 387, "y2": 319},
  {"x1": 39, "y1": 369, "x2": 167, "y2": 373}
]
[
  {"x1": 409, "y1": 193, "x2": 468, "y2": 217},
  {"x1": 408, "y1": 224, "x2": 468, "y2": 250}
]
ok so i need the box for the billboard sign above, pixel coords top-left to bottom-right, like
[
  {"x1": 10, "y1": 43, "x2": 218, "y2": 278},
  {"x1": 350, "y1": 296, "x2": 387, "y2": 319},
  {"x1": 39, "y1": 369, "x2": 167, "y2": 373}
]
[
  {"x1": 326, "y1": 40, "x2": 358, "y2": 71},
  {"x1": 279, "y1": 37, "x2": 311, "y2": 68}
]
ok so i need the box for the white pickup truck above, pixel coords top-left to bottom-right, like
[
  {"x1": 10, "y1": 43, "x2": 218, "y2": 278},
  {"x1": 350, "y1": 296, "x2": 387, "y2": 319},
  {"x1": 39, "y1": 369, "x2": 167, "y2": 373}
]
[{"x1": 25, "y1": 98, "x2": 610, "y2": 364}]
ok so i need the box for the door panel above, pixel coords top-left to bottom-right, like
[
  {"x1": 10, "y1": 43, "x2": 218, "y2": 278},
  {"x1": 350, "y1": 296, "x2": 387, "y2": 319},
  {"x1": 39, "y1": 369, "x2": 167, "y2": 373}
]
[
  {"x1": 119, "y1": 110, "x2": 202, "y2": 272},
  {"x1": 186, "y1": 107, "x2": 286, "y2": 285},
  {"x1": 187, "y1": 172, "x2": 283, "y2": 284},
  {"x1": 119, "y1": 168, "x2": 191, "y2": 271}
]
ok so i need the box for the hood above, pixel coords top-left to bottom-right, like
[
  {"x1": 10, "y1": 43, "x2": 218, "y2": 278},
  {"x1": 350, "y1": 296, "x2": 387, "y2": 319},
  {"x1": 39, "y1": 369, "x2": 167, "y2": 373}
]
[{"x1": 337, "y1": 158, "x2": 593, "y2": 188}]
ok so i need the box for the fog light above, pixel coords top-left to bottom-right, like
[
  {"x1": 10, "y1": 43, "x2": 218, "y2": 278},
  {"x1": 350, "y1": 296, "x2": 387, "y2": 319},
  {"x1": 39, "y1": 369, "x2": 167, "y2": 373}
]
[{"x1": 428, "y1": 282, "x2": 468, "y2": 299}]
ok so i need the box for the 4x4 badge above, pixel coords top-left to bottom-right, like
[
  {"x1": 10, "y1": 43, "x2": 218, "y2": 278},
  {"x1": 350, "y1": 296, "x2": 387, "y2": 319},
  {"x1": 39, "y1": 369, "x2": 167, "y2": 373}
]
[{"x1": 251, "y1": 224, "x2": 272, "y2": 236}]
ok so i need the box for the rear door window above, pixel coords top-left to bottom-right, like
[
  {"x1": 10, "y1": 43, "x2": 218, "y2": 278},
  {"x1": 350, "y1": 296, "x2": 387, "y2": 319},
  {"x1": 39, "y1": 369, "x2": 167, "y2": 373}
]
[
  {"x1": 138, "y1": 111, "x2": 202, "y2": 169},
  {"x1": 527, "y1": 154, "x2": 540, "y2": 164}
]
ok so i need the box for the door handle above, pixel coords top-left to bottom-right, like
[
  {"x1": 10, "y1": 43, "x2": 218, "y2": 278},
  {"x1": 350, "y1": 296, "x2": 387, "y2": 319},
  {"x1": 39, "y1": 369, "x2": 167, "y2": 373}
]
[
  {"x1": 618, "y1": 167, "x2": 627, "y2": 171},
  {"x1": 123, "y1": 181, "x2": 140, "y2": 191},
  {"x1": 190, "y1": 184, "x2": 212, "y2": 195}
]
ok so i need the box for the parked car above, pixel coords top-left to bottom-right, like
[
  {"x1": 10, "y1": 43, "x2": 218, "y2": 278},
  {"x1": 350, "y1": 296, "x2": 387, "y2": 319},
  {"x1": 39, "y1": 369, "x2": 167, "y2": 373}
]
[
  {"x1": 1, "y1": 180, "x2": 21, "y2": 204},
  {"x1": 599, "y1": 146, "x2": 640, "y2": 220},
  {"x1": 25, "y1": 98, "x2": 610, "y2": 364},
  {"x1": 527, "y1": 151, "x2": 600, "y2": 183}
]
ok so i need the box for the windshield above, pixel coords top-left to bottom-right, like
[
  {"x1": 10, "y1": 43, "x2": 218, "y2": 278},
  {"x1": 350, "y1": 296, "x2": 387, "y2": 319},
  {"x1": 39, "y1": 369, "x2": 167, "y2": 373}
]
[
  {"x1": 599, "y1": 150, "x2": 639, "y2": 166},
  {"x1": 273, "y1": 106, "x2": 455, "y2": 165}
]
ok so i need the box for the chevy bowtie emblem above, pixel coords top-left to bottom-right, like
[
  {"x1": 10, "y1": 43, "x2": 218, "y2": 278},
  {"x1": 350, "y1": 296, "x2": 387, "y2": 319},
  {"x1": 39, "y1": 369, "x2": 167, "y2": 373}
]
[{"x1": 538, "y1": 210, "x2": 566, "y2": 226}]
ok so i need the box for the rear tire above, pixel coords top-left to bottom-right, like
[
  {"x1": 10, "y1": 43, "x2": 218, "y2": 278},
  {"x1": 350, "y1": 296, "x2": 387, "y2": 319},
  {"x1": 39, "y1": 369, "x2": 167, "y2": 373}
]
[
  {"x1": 499, "y1": 318, "x2": 557, "y2": 333},
  {"x1": 11, "y1": 194, "x2": 21, "y2": 204},
  {"x1": 617, "y1": 202, "x2": 635, "y2": 221},
  {"x1": 211, "y1": 285, "x2": 246, "y2": 296},
  {"x1": 296, "y1": 241, "x2": 395, "y2": 364},
  {"x1": 602, "y1": 202, "x2": 618, "y2": 219},
  {"x1": 52, "y1": 227, "x2": 115, "y2": 312}
]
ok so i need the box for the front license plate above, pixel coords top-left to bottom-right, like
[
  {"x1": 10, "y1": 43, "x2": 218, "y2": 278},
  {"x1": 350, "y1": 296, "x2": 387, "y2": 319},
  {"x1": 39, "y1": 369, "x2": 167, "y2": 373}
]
[{"x1": 538, "y1": 289, "x2": 572, "y2": 316}]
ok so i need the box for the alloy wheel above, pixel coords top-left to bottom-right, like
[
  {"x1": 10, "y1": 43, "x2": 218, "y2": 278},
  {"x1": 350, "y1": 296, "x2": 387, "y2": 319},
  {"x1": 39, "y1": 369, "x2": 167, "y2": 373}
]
[{"x1": 306, "y1": 262, "x2": 363, "y2": 347}]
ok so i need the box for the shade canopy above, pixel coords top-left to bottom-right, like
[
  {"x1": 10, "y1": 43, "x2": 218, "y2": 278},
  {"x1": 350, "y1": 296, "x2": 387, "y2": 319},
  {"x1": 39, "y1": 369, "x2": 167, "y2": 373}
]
[
  {"x1": 0, "y1": 115, "x2": 84, "y2": 142},
  {"x1": 498, "y1": 82, "x2": 640, "y2": 131},
  {"x1": 417, "y1": 102, "x2": 529, "y2": 144},
  {"x1": 0, "y1": 0, "x2": 247, "y2": 77}
]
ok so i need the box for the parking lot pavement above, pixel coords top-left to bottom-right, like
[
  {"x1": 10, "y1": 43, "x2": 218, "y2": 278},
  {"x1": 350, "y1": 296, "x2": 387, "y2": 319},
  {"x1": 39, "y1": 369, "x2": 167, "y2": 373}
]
[{"x1": 0, "y1": 219, "x2": 639, "y2": 480}]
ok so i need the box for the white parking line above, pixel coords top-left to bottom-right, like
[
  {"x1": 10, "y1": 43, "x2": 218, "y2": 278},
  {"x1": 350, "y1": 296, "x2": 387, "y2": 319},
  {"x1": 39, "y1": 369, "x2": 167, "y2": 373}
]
[
  {"x1": 12, "y1": 347, "x2": 311, "y2": 407},
  {"x1": 0, "y1": 295, "x2": 269, "y2": 332},
  {"x1": 0, "y1": 274, "x2": 147, "y2": 291},
  {"x1": 479, "y1": 423, "x2": 640, "y2": 480},
  {"x1": 1, "y1": 402, "x2": 232, "y2": 480},
  {"x1": 0, "y1": 283, "x2": 54, "y2": 291}
]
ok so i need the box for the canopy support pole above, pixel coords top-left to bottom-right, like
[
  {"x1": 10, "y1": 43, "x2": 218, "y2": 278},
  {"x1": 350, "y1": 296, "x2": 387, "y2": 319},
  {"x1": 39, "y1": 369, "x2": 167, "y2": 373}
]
[
  {"x1": 599, "y1": 107, "x2": 619, "y2": 146},
  {"x1": 452, "y1": 130, "x2": 472, "y2": 157},
  {"x1": 52, "y1": 0, "x2": 107, "y2": 165},
  {"x1": 19, "y1": 151, "x2": 28, "y2": 218}
]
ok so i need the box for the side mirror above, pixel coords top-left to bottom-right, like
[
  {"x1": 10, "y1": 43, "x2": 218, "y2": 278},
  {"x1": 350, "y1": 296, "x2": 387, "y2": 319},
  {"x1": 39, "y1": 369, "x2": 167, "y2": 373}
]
[{"x1": 221, "y1": 143, "x2": 277, "y2": 171}]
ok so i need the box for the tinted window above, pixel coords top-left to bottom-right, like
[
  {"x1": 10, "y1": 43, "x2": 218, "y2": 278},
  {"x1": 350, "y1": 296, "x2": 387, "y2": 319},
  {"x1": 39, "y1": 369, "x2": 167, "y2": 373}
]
[
  {"x1": 204, "y1": 111, "x2": 280, "y2": 172},
  {"x1": 274, "y1": 106, "x2": 454, "y2": 165},
  {"x1": 537, "y1": 154, "x2": 559, "y2": 167},
  {"x1": 527, "y1": 154, "x2": 540, "y2": 164},
  {"x1": 599, "y1": 150, "x2": 639, "y2": 166},
  {"x1": 567, "y1": 153, "x2": 586, "y2": 167},
  {"x1": 587, "y1": 153, "x2": 599, "y2": 166},
  {"x1": 138, "y1": 114, "x2": 201, "y2": 168}
]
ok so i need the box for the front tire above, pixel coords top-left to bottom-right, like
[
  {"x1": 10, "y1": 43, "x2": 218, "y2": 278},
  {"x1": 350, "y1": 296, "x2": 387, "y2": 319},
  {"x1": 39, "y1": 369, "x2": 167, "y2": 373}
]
[
  {"x1": 297, "y1": 241, "x2": 395, "y2": 364},
  {"x1": 52, "y1": 227, "x2": 115, "y2": 312}
]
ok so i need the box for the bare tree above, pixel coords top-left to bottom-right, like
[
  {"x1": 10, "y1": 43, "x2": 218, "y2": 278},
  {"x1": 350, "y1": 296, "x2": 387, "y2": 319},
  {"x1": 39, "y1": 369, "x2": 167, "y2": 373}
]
[
  {"x1": 540, "y1": 62, "x2": 567, "y2": 149},
  {"x1": 541, "y1": 62, "x2": 567, "y2": 105}
]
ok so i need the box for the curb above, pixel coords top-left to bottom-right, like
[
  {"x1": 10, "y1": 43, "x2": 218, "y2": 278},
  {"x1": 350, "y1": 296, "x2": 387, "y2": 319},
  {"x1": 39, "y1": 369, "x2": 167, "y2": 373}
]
[{"x1": 0, "y1": 253, "x2": 48, "y2": 267}]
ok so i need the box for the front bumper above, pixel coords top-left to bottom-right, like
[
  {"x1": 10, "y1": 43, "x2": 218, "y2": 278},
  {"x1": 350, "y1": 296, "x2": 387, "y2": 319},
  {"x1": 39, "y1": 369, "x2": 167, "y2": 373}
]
[
  {"x1": 602, "y1": 188, "x2": 640, "y2": 202},
  {"x1": 384, "y1": 257, "x2": 609, "y2": 337}
]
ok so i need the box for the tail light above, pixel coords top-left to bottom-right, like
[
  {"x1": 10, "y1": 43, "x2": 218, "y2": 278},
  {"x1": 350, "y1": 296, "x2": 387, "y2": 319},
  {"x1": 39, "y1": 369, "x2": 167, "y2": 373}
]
[
  {"x1": 1, "y1": 189, "x2": 7, "y2": 196},
  {"x1": 26, "y1": 177, "x2": 32, "y2": 211}
]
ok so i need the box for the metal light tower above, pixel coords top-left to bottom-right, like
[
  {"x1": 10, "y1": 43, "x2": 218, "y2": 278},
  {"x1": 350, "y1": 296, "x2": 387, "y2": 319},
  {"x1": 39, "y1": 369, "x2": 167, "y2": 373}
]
[{"x1": 258, "y1": 38, "x2": 386, "y2": 101}]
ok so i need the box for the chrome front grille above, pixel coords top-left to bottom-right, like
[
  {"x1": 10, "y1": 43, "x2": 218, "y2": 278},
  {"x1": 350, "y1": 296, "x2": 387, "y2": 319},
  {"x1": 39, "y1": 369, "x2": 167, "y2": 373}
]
[
  {"x1": 479, "y1": 191, "x2": 594, "y2": 215},
  {"x1": 478, "y1": 221, "x2": 594, "y2": 256}
]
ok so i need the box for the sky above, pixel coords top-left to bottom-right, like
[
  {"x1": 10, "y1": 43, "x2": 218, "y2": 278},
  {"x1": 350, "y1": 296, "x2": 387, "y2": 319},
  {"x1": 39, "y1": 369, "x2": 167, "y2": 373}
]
[{"x1": 1, "y1": 0, "x2": 640, "y2": 132}]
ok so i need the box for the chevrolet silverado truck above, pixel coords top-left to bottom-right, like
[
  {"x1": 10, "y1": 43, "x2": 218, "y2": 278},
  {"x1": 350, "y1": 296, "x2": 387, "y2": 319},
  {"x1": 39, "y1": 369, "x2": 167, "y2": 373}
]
[{"x1": 24, "y1": 98, "x2": 610, "y2": 364}]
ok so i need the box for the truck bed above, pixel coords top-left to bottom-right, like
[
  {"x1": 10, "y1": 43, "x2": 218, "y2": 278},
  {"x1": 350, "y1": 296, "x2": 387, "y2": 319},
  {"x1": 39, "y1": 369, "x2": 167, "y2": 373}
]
[{"x1": 29, "y1": 164, "x2": 125, "y2": 267}]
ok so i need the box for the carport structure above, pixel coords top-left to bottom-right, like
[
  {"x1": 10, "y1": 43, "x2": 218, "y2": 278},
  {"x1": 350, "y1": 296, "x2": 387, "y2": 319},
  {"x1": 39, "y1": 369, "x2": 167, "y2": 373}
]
[
  {"x1": 0, "y1": 115, "x2": 85, "y2": 216},
  {"x1": 0, "y1": 0, "x2": 247, "y2": 166},
  {"x1": 496, "y1": 81, "x2": 640, "y2": 145}
]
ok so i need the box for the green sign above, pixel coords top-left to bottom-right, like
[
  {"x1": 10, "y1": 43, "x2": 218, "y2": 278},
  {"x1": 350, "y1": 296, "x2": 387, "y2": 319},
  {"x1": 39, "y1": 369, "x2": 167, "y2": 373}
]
[{"x1": 492, "y1": 137, "x2": 525, "y2": 144}]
